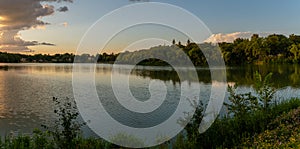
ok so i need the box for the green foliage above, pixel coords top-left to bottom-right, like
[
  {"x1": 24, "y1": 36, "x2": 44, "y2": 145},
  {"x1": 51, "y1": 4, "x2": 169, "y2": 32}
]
[
  {"x1": 290, "y1": 44, "x2": 300, "y2": 62},
  {"x1": 0, "y1": 52, "x2": 117, "y2": 63},
  {"x1": 242, "y1": 107, "x2": 300, "y2": 148},
  {"x1": 177, "y1": 99, "x2": 204, "y2": 148},
  {"x1": 114, "y1": 33, "x2": 300, "y2": 66},
  {"x1": 270, "y1": 98, "x2": 300, "y2": 116},
  {"x1": 176, "y1": 98, "x2": 300, "y2": 148},
  {"x1": 0, "y1": 52, "x2": 22, "y2": 63},
  {"x1": 219, "y1": 34, "x2": 300, "y2": 65},
  {"x1": 0, "y1": 132, "x2": 110, "y2": 149},
  {"x1": 254, "y1": 71, "x2": 275, "y2": 110},
  {"x1": 42, "y1": 97, "x2": 86, "y2": 149},
  {"x1": 171, "y1": 71, "x2": 298, "y2": 148},
  {"x1": 110, "y1": 133, "x2": 145, "y2": 148},
  {"x1": 225, "y1": 85, "x2": 258, "y2": 118}
]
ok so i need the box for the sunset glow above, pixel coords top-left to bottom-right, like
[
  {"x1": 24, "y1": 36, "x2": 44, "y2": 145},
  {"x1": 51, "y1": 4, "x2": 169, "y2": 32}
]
[
  {"x1": 0, "y1": 16, "x2": 5, "y2": 21},
  {"x1": 0, "y1": 16, "x2": 5, "y2": 28},
  {"x1": 0, "y1": 1, "x2": 300, "y2": 148},
  {"x1": 0, "y1": 0, "x2": 299, "y2": 54}
]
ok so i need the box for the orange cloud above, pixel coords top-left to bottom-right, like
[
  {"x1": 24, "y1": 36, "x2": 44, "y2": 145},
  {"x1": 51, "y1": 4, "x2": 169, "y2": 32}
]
[{"x1": 62, "y1": 22, "x2": 68, "y2": 27}]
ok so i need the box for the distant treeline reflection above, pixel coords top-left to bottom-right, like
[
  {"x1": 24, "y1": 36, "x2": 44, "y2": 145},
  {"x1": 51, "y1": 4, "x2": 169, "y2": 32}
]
[
  {"x1": 0, "y1": 63, "x2": 299, "y2": 88},
  {"x1": 130, "y1": 64, "x2": 300, "y2": 88}
]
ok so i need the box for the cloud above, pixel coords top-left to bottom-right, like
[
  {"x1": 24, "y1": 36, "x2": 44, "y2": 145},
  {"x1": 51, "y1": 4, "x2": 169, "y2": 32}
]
[
  {"x1": 0, "y1": 0, "x2": 73, "y2": 52},
  {"x1": 0, "y1": 30, "x2": 55, "y2": 51},
  {"x1": 204, "y1": 32, "x2": 272, "y2": 43},
  {"x1": 57, "y1": 6, "x2": 69, "y2": 12},
  {"x1": 40, "y1": 42, "x2": 56, "y2": 46},
  {"x1": 61, "y1": 22, "x2": 68, "y2": 27}
]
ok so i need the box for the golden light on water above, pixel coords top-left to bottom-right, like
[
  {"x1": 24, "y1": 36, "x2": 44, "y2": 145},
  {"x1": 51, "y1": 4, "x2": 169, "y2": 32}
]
[
  {"x1": 0, "y1": 16, "x2": 6, "y2": 28},
  {"x1": 0, "y1": 16, "x2": 7, "y2": 27},
  {"x1": 0, "y1": 32, "x2": 2, "y2": 43},
  {"x1": 0, "y1": 16, "x2": 6, "y2": 21}
]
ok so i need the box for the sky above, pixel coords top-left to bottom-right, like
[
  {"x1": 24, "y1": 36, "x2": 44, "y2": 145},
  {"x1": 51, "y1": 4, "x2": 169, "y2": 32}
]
[{"x1": 0, "y1": 0, "x2": 300, "y2": 54}]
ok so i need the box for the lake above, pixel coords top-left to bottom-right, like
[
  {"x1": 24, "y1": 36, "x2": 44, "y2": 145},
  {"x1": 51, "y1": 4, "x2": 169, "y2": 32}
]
[{"x1": 0, "y1": 63, "x2": 300, "y2": 137}]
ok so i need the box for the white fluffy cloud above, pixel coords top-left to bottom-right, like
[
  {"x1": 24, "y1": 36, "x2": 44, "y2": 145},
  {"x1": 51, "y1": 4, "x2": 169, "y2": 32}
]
[
  {"x1": 204, "y1": 32, "x2": 272, "y2": 43},
  {"x1": 0, "y1": 0, "x2": 73, "y2": 52}
]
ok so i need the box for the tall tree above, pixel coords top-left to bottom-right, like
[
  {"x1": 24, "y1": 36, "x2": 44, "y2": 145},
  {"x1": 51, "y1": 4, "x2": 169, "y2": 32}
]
[
  {"x1": 290, "y1": 44, "x2": 300, "y2": 61},
  {"x1": 187, "y1": 39, "x2": 191, "y2": 45},
  {"x1": 172, "y1": 39, "x2": 176, "y2": 45}
]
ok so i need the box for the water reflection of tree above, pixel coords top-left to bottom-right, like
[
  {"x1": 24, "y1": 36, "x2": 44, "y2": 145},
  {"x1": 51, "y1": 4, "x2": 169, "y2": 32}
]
[
  {"x1": 1, "y1": 64, "x2": 300, "y2": 88},
  {"x1": 227, "y1": 65, "x2": 300, "y2": 88},
  {"x1": 289, "y1": 64, "x2": 300, "y2": 85},
  {"x1": 131, "y1": 69, "x2": 212, "y2": 85},
  {"x1": 129, "y1": 64, "x2": 300, "y2": 89}
]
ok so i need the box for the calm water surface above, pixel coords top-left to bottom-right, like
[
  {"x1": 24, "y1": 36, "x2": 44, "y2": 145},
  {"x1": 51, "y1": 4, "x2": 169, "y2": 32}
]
[{"x1": 0, "y1": 63, "x2": 299, "y2": 137}]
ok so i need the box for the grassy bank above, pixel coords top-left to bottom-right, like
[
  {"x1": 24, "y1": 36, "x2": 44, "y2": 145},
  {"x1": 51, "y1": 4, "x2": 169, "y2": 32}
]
[{"x1": 181, "y1": 98, "x2": 300, "y2": 149}]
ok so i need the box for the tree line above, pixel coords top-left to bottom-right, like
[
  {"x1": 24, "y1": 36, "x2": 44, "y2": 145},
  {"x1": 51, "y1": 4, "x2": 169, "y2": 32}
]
[
  {"x1": 116, "y1": 34, "x2": 300, "y2": 66},
  {"x1": 220, "y1": 34, "x2": 300, "y2": 65},
  {"x1": 0, "y1": 33, "x2": 300, "y2": 65},
  {"x1": 0, "y1": 52, "x2": 118, "y2": 63}
]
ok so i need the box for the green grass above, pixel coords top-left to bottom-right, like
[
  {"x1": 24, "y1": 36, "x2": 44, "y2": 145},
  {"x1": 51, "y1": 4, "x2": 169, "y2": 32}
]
[
  {"x1": 0, "y1": 130, "x2": 111, "y2": 149},
  {"x1": 197, "y1": 98, "x2": 300, "y2": 148},
  {"x1": 242, "y1": 106, "x2": 300, "y2": 148}
]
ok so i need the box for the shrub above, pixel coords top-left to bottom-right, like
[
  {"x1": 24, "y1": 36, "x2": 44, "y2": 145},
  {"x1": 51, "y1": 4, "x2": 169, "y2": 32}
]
[
  {"x1": 254, "y1": 71, "x2": 275, "y2": 110},
  {"x1": 42, "y1": 97, "x2": 86, "y2": 149},
  {"x1": 177, "y1": 99, "x2": 204, "y2": 148}
]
